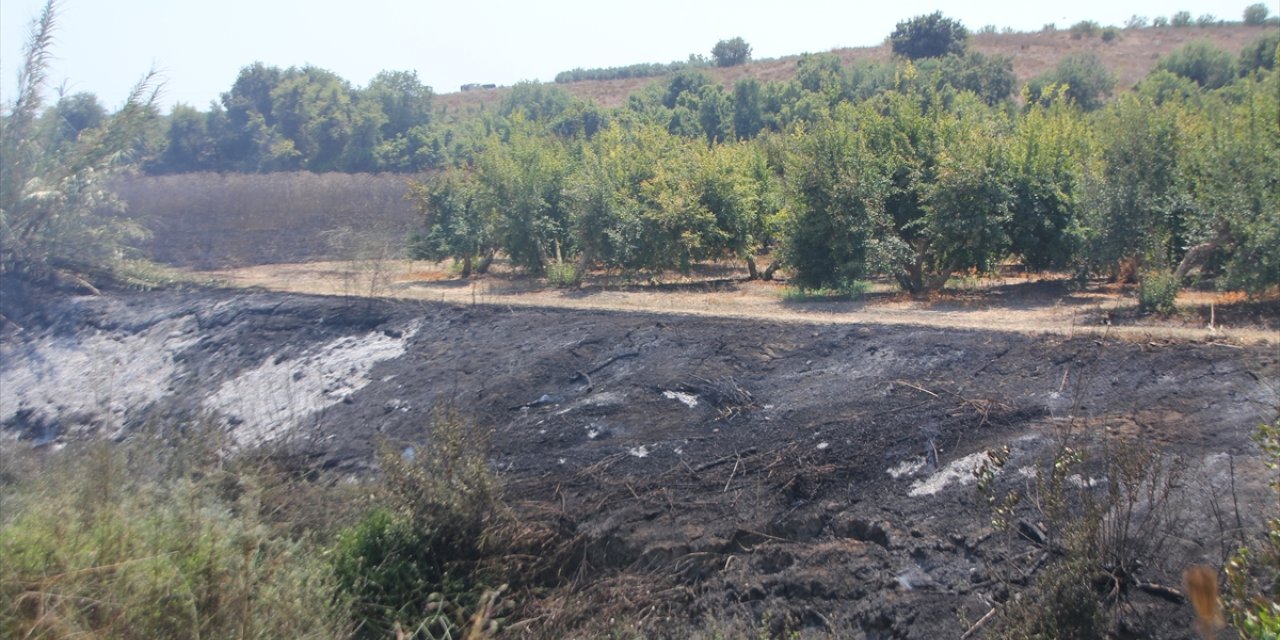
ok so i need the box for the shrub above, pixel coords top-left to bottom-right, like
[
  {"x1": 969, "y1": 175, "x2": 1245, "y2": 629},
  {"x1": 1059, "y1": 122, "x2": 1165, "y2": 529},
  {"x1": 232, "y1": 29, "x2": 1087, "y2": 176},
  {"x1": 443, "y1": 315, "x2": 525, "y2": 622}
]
[
  {"x1": 1156, "y1": 40, "x2": 1237, "y2": 89},
  {"x1": 1153, "y1": 16, "x2": 1170, "y2": 28},
  {"x1": 332, "y1": 408, "x2": 505, "y2": 638},
  {"x1": 1137, "y1": 269, "x2": 1180, "y2": 314},
  {"x1": 977, "y1": 436, "x2": 1187, "y2": 639},
  {"x1": 1197, "y1": 14, "x2": 1219, "y2": 27},
  {"x1": 1069, "y1": 20, "x2": 1101, "y2": 39},
  {"x1": 545, "y1": 261, "x2": 582, "y2": 288},
  {"x1": 1101, "y1": 26, "x2": 1121, "y2": 43},
  {"x1": 1171, "y1": 11, "x2": 1193, "y2": 27},
  {"x1": 1239, "y1": 31, "x2": 1280, "y2": 76}
]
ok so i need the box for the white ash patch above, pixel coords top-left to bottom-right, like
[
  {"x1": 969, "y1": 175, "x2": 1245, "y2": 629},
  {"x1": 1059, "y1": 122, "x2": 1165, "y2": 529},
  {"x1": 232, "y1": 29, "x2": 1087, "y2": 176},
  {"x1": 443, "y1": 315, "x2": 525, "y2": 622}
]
[
  {"x1": 206, "y1": 320, "x2": 420, "y2": 446},
  {"x1": 628, "y1": 445, "x2": 650, "y2": 458},
  {"x1": 888, "y1": 457, "x2": 928, "y2": 479},
  {"x1": 908, "y1": 451, "x2": 990, "y2": 497},
  {"x1": 662, "y1": 390, "x2": 698, "y2": 408},
  {"x1": 0, "y1": 315, "x2": 200, "y2": 439}
]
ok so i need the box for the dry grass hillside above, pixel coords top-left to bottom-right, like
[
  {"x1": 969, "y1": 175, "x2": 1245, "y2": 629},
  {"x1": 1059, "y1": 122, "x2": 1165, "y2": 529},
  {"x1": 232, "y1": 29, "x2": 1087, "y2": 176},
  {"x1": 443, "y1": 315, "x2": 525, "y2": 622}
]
[{"x1": 436, "y1": 24, "x2": 1276, "y2": 111}]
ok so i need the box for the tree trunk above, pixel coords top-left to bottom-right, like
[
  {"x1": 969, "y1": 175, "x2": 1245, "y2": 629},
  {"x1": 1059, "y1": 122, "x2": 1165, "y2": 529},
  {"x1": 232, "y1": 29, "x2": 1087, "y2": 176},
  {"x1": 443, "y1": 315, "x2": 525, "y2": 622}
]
[
  {"x1": 476, "y1": 250, "x2": 495, "y2": 274},
  {"x1": 460, "y1": 255, "x2": 472, "y2": 279},
  {"x1": 762, "y1": 261, "x2": 780, "y2": 281},
  {"x1": 1174, "y1": 233, "x2": 1229, "y2": 282},
  {"x1": 746, "y1": 256, "x2": 759, "y2": 280}
]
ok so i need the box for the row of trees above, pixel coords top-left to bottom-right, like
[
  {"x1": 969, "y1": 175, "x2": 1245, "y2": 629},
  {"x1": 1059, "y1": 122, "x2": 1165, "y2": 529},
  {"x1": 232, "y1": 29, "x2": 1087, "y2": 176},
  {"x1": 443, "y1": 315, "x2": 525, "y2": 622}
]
[{"x1": 408, "y1": 47, "x2": 1279, "y2": 294}]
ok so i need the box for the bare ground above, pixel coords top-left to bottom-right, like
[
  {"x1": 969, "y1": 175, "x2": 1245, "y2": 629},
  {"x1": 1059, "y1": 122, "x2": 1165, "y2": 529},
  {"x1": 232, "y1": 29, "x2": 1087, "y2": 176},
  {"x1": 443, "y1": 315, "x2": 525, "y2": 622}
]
[
  {"x1": 2, "y1": 273, "x2": 1277, "y2": 638},
  {"x1": 195, "y1": 259, "x2": 1280, "y2": 345}
]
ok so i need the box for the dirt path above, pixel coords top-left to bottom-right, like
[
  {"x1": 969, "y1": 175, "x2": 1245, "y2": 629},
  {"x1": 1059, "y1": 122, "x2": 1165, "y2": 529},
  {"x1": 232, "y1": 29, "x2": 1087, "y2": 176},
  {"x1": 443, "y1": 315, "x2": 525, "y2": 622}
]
[{"x1": 195, "y1": 260, "x2": 1279, "y2": 344}]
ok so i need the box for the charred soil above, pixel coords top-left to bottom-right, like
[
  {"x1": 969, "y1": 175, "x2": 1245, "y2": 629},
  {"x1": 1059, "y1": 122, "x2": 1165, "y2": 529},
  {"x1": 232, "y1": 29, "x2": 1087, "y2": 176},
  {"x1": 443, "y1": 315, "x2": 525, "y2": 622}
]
[{"x1": 2, "y1": 286, "x2": 1277, "y2": 638}]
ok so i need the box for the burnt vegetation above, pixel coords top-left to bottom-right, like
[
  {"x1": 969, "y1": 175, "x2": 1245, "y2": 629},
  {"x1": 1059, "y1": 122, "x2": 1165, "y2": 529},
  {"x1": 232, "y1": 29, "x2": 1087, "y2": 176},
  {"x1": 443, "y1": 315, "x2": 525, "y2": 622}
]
[{"x1": 2, "y1": 1, "x2": 1279, "y2": 638}]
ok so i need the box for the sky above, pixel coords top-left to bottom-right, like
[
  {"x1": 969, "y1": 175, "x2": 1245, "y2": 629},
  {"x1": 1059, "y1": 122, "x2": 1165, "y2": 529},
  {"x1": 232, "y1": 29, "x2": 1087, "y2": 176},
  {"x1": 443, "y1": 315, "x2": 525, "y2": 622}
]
[{"x1": 0, "y1": 0, "x2": 1263, "y2": 113}]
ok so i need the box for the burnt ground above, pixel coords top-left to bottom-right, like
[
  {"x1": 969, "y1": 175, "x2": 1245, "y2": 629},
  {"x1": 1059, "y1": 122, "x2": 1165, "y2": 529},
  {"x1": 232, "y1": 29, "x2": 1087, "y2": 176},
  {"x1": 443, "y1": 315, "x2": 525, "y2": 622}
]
[{"x1": 2, "y1": 286, "x2": 1278, "y2": 638}]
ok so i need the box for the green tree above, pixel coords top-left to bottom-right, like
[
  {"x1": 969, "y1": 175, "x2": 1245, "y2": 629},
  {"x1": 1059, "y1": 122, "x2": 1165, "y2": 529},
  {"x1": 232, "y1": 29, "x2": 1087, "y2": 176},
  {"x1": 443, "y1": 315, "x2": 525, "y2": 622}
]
[
  {"x1": 781, "y1": 106, "x2": 889, "y2": 289},
  {"x1": 1006, "y1": 91, "x2": 1090, "y2": 270},
  {"x1": 269, "y1": 66, "x2": 356, "y2": 172},
  {"x1": 476, "y1": 119, "x2": 573, "y2": 272},
  {"x1": 407, "y1": 168, "x2": 492, "y2": 277},
  {"x1": 363, "y1": 70, "x2": 433, "y2": 139},
  {"x1": 1156, "y1": 41, "x2": 1236, "y2": 89},
  {"x1": 1174, "y1": 69, "x2": 1280, "y2": 292},
  {"x1": 711, "y1": 37, "x2": 752, "y2": 67},
  {"x1": 889, "y1": 12, "x2": 969, "y2": 60},
  {"x1": 0, "y1": 0, "x2": 159, "y2": 278},
  {"x1": 1171, "y1": 11, "x2": 1193, "y2": 27},
  {"x1": 732, "y1": 79, "x2": 766, "y2": 139},
  {"x1": 861, "y1": 89, "x2": 1014, "y2": 292},
  {"x1": 1243, "y1": 3, "x2": 1270, "y2": 25},
  {"x1": 1080, "y1": 95, "x2": 1185, "y2": 278},
  {"x1": 218, "y1": 62, "x2": 284, "y2": 171},
  {"x1": 153, "y1": 103, "x2": 218, "y2": 173}
]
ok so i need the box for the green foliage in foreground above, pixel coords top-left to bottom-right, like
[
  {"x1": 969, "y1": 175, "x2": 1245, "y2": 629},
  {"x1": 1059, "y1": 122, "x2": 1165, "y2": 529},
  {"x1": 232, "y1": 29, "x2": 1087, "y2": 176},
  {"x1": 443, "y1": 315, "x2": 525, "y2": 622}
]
[
  {"x1": 0, "y1": 411, "x2": 510, "y2": 640},
  {"x1": 0, "y1": 441, "x2": 352, "y2": 639}
]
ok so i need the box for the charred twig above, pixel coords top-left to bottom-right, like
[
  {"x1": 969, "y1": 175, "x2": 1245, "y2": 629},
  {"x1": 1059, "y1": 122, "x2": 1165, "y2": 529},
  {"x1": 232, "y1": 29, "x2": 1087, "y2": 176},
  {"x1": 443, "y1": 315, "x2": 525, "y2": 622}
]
[
  {"x1": 895, "y1": 380, "x2": 939, "y2": 397},
  {"x1": 694, "y1": 447, "x2": 759, "y2": 473},
  {"x1": 1136, "y1": 580, "x2": 1186, "y2": 604}
]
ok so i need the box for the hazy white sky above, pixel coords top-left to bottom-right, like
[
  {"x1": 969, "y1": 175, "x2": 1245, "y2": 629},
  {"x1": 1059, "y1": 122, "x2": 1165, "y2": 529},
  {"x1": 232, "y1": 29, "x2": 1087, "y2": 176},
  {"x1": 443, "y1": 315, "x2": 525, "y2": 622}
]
[{"x1": 0, "y1": 0, "x2": 1263, "y2": 112}]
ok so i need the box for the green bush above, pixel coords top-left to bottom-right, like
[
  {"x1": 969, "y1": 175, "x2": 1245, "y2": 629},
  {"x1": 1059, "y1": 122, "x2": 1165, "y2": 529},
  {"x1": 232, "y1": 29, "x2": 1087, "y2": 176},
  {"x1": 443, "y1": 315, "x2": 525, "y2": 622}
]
[
  {"x1": 545, "y1": 261, "x2": 582, "y2": 288},
  {"x1": 1069, "y1": 20, "x2": 1101, "y2": 39},
  {"x1": 0, "y1": 442, "x2": 350, "y2": 639},
  {"x1": 1137, "y1": 269, "x2": 1180, "y2": 314},
  {"x1": 332, "y1": 408, "x2": 505, "y2": 638}
]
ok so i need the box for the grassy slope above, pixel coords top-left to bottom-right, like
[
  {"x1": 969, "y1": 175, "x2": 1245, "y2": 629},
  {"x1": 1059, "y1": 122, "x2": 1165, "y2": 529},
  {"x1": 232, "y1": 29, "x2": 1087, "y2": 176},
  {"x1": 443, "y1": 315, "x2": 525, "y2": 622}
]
[{"x1": 435, "y1": 24, "x2": 1277, "y2": 112}]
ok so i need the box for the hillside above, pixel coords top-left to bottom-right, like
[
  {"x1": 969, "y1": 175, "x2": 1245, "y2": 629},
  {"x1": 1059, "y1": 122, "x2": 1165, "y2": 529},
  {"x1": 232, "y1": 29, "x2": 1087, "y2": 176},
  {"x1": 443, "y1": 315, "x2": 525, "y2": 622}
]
[{"x1": 436, "y1": 24, "x2": 1276, "y2": 111}]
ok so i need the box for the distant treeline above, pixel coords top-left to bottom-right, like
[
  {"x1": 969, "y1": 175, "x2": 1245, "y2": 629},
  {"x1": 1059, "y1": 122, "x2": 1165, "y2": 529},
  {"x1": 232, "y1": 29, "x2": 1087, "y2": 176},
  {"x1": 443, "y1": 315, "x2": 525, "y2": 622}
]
[{"x1": 554, "y1": 59, "x2": 707, "y2": 84}]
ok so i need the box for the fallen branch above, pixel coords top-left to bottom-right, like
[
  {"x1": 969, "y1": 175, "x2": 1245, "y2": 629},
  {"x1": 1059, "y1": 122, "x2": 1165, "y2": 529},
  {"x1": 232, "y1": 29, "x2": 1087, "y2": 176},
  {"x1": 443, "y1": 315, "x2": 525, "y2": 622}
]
[
  {"x1": 960, "y1": 606, "x2": 999, "y2": 640},
  {"x1": 587, "y1": 350, "x2": 640, "y2": 375},
  {"x1": 1136, "y1": 580, "x2": 1186, "y2": 604}
]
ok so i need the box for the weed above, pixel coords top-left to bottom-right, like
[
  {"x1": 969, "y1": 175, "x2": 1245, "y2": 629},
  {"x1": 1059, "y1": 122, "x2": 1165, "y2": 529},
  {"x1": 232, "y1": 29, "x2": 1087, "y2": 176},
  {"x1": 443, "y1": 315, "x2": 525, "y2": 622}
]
[
  {"x1": 1137, "y1": 268, "x2": 1180, "y2": 314},
  {"x1": 0, "y1": 438, "x2": 351, "y2": 639},
  {"x1": 545, "y1": 261, "x2": 582, "y2": 288},
  {"x1": 1222, "y1": 421, "x2": 1280, "y2": 639}
]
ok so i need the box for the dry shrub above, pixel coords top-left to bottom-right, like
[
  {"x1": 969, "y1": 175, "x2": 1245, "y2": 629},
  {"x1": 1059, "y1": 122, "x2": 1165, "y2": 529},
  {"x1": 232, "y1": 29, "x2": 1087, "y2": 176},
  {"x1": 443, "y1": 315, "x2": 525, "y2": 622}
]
[{"x1": 978, "y1": 433, "x2": 1189, "y2": 638}]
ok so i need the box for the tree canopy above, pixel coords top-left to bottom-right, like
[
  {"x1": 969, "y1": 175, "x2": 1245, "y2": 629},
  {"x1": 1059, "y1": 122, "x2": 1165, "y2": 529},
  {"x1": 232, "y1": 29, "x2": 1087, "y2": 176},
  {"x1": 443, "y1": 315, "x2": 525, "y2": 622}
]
[{"x1": 889, "y1": 12, "x2": 970, "y2": 60}]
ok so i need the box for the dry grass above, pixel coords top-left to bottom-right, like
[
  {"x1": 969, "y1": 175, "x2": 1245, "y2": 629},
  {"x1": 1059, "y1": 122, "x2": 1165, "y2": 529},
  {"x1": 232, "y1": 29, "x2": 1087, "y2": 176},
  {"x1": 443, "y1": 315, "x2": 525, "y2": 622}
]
[
  {"x1": 192, "y1": 259, "x2": 1279, "y2": 345},
  {"x1": 435, "y1": 25, "x2": 1277, "y2": 111}
]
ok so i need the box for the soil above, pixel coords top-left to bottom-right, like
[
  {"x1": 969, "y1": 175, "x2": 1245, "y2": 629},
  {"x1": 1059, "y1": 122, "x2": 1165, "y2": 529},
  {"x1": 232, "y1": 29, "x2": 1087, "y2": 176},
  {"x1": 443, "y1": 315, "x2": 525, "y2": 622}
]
[{"x1": 2, "y1": 281, "x2": 1278, "y2": 638}]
